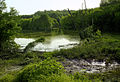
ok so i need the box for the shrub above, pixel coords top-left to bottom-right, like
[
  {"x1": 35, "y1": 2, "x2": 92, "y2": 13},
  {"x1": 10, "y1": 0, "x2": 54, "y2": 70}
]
[
  {"x1": 15, "y1": 58, "x2": 64, "y2": 82},
  {"x1": 0, "y1": 74, "x2": 14, "y2": 82},
  {"x1": 79, "y1": 26, "x2": 101, "y2": 40}
]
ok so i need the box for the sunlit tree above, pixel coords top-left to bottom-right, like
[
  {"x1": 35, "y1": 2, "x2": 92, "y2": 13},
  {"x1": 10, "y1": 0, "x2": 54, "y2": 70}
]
[{"x1": 0, "y1": 0, "x2": 21, "y2": 52}]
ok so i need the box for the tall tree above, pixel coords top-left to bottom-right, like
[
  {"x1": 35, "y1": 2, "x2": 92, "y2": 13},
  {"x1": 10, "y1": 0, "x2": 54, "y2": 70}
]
[{"x1": 0, "y1": 0, "x2": 21, "y2": 51}]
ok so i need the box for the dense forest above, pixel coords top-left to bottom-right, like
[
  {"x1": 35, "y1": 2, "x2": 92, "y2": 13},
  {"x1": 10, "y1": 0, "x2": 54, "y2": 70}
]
[
  {"x1": 0, "y1": 0, "x2": 120, "y2": 82},
  {"x1": 20, "y1": 10, "x2": 75, "y2": 32},
  {"x1": 20, "y1": 0, "x2": 120, "y2": 33}
]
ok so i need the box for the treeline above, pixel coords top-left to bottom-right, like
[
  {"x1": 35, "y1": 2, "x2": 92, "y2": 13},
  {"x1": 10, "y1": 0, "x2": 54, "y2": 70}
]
[
  {"x1": 100, "y1": 0, "x2": 120, "y2": 6},
  {"x1": 61, "y1": 1, "x2": 120, "y2": 33},
  {"x1": 21, "y1": 14, "x2": 51, "y2": 32},
  {"x1": 20, "y1": 10, "x2": 75, "y2": 32},
  {"x1": 20, "y1": 0, "x2": 120, "y2": 33}
]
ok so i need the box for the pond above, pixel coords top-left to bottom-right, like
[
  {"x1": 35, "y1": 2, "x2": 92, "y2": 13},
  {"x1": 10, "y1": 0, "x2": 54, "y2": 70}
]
[{"x1": 14, "y1": 35, "x2": 80, "y2": 52}]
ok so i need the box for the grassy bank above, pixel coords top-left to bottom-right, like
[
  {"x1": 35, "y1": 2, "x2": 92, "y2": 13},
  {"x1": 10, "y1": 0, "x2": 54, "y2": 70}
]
[
  {"x1": 16, "y1": 32, "x2": 51, "y2": 38},
  {"x1": 16, "y1": 30, "x2": 79, "y2": 38}
]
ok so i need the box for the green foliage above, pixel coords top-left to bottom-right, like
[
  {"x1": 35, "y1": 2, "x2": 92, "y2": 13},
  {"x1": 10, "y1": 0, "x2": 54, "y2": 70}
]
[
  {"x1": 16, "y1": 32, "x2": 51, "y2": 38},
  {"x1": 61, "y1": 3, "x2": 120, "y2": 33},
  {"x1": 15, "y1": 58, "x2": 64, "y2": 82},
  {"x1": 73, "y1": 72, "x2": 101, "y2": 82},
  {"x1": 24, "y1": 37, "x2": 45, "y2": 53},
  {"x1": 79, "y1": 26, "x2": 94, "y2": 40},
  {"x1": 19, "y1": 2, "x2": 120, "y2": 34},
  {"x1": 35, "y1": 37, "x2": 45, "y2": 42},
  {"x1": 93, "y1": 3, "x2": 120, "y2": 33},
  {"x1": 61, "y1": 15, "x2": 75, "y2": 30},
  {"x1": 20, "y1": 52, "x2": 37, "y2": 65},
  {"x1": 0, "y1": 0, "x2": 6, "y2": 11},
  {"x1": 21, "y1": 14, "x2": 51, "y2": 32},
  {"x1": 0, "y1": 74, "x2": 14, "y2": 82},
  {"x1": 0, "y1": 0, "x2": 21, "y2": 51},
  {"x1": 100, "y1": 0, "x2": 120, "y2": 6},
  {"x1": 100, "y1": 68, "x2": 120, "y2": 82},
  {"x1": 20, "y1": 10, "x2": 76, "y2": 32},
  {"x1": 52, "y1": 34, "x2": 120, "y2": 62},
  {"x1": 78, "y1": 25, "x2": 102, "y2": 40},
  {"x1": 20, "y1": 19, "x2": 32, "y2": 30},
  {"x1": 1, "y1": 1, "x2": 120, "y2": 82},
  {"x1": 61, "y1": 8, "x2": 93, "y2": 31},
  {"x1": 0, "y1": 48, "x2": 120, "y2": 82}
]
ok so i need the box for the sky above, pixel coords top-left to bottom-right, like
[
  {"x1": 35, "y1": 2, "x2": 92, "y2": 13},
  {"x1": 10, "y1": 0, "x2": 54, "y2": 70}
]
[{"x1": 5, "y1": 0, "x2": 101, "y2": 15}]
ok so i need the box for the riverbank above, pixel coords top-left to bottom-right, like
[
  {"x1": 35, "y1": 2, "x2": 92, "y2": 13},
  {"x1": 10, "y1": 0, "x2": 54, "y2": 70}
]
[
  {"x1": 16, "y1": 30, "x2": 79, "y2": 38},
  {"x1": 0, "y1": 52, "x2": 120, "y2": 82},
  {"x1": 0, "y1": 33, "x2": 120, "y2": 81},
  {"x1": 16, "y1": 32, "x2": 51, "y2": 38}
]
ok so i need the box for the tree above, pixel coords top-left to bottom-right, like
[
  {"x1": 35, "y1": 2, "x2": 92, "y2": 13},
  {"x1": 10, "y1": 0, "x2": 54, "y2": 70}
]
[
  {"x1": 100, "y1": 0, "x2": 120, "y2": 6},
  {"x1": 0, "y1": 0, "x2": 21, "y2": 52},
  {"x1": 39, "y1": 14, "x2": 51, "y2": 32}
]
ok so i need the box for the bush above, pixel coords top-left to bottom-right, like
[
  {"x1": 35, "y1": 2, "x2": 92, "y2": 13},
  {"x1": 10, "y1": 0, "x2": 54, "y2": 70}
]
[
  {"x1": 15, "y1": 58, "x2": 64, "y2": 82},
  {"x1": 79, "y1": 26, "x2": 101, "y2": 40},
  {"x1": 0, "y1": 74, "x2": 14, "y2": 82}
]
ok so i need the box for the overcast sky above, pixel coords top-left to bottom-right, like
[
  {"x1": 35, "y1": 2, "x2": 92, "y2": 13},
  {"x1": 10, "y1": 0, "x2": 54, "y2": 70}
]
[{"x1": 5, "y1": 0, "x2": 101, "y2": 15}]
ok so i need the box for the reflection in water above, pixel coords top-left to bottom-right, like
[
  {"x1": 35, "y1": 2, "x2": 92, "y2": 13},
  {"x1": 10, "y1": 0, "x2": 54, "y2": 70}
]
[{"x1": 14, "y1": 36, "x2": 79, "y2": 52}]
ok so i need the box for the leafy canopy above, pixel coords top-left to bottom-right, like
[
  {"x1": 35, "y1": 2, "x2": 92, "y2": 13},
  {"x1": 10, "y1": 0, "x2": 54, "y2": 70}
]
[{"x1": 0, "y1": 0, "x2": 21, "y2": 51}]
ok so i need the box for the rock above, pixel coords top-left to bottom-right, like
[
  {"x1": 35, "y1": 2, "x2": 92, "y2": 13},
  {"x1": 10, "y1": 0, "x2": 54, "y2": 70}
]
[{"x1": 61, "y1": 58, "x2": 120, "y2": 73}]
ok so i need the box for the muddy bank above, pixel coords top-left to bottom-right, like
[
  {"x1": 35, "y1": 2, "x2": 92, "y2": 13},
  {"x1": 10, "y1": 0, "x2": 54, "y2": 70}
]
[{"x1": 61, "y1": 59, "x2": 120, "y2": 73}]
